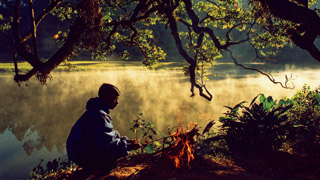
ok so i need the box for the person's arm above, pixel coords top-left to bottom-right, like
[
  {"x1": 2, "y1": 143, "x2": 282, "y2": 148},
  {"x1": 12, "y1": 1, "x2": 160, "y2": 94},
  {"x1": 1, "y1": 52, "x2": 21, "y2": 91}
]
[{"x1": 88, "y1": 111, "x2": 140, "y2": 159}]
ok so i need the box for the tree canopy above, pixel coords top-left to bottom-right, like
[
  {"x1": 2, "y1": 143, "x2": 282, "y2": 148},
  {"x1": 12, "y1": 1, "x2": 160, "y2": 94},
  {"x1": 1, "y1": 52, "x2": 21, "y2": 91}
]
[{"x1": 1, "y1": 0, "x2": 320, "y2": 100}]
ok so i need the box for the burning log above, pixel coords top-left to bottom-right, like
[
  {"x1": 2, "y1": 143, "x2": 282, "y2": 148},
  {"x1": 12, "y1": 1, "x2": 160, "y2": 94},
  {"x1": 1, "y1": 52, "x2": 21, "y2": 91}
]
[
  {"x1": 137, "y1": 120, "x2": 215, "y2": 169},
  {"x1": 158, "y1": 123, "x2": 200, "y2": 168}
]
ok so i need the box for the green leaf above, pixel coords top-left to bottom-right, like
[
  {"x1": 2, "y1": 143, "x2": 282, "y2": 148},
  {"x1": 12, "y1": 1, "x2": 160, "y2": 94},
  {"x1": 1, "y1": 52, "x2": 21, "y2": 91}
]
[
  {"x1": 278, "y1": 99, "x2": 287, "y2": 105},
  {"x1": 152, "y1": 130, "x2": 157, "y2": 134},
  {"x1": 259, "y1": 94, "x2": 275, "y2": 110},
  {"x1": 264, "y1": 96, "x2": 275, "y2": 110},
  {"x1": 143, "y1": 132, "x2": 147, "y2": 138},
  {"x1": 202, "y1": 120, "x2": 215, "y2": 135},
  {"x1": 144, "y1": 145, "x2": 154, "y2": 154},
  {"x1": 293, "y1": 125, "x2": 303, "y2": 128},
  {"x1": 317, "y1": 94, "x2": 320, "y2": 102},
  {"x1": 259, "y1": 94, "x2": 266, "y2": 103},
  {"x1": 250, "y1": 94, "x2": 261, "y2": 107},
  {"x1": 153, "y1": 141, "x2": 162, "y2": 147},
  {"x1": 147, "y1": 122, "x2": 153, "y2": 127}
]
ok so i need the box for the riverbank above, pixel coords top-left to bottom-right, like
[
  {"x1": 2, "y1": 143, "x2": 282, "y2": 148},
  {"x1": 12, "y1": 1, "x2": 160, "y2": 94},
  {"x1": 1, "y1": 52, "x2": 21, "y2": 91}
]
[{"x1": 30, "y1": 152, "x2": 320, "y2": 180}]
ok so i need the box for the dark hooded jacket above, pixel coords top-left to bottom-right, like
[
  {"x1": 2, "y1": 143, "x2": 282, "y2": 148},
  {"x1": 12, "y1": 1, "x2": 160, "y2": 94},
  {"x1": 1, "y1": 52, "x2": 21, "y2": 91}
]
[{"x1": 66, "y1": 97, "x2": 129, "y2": 163}]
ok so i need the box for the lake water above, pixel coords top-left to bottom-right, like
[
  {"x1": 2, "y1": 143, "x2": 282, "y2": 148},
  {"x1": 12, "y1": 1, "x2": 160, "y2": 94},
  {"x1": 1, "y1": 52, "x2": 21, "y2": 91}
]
[{"x1": 1, "y1": 63, "x2": 320, "y2": 179}]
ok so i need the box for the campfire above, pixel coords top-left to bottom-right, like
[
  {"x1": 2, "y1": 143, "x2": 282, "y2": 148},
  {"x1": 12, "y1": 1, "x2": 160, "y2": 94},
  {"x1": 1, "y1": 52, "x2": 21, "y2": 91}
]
[{"x1": 158, "y1": 122, "x2": 200, "y2": 168}]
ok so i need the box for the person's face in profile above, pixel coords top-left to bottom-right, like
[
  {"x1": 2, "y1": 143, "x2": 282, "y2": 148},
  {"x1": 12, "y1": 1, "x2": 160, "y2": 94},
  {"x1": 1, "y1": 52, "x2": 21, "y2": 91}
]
[{"x1": 104, "y1": 95, "x2": 119, "y2": 109}]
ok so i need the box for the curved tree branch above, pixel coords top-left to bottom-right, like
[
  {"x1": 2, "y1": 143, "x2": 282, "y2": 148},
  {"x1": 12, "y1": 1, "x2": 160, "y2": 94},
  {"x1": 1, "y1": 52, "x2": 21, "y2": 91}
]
[
  {"x1": 164, "y1": 0, "x2": 212, "y2": 101},
  {"x1": 14, "y1": 0, "x2": 101, "y2": 83},
  {"x1": 182, "y1": 0, "x2": 222, "y2": 50},
  {"x1": 21, "y1": 0, "x2": 63, "y2": 42},
  {"x1": 226, "y1": 49, "x2": 295, "y2": 89}
]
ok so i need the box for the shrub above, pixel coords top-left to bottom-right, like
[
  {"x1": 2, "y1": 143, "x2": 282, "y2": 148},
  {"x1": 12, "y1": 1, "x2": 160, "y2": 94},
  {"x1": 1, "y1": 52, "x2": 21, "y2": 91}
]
[
  {"x1": 218, "y1": 94, "x2": 292, "y2": 155},
  {"x1": 280, "y1": 85, "x2": 320, "y2": 157},
  {"x1": 28, "y1": 157, "x2": 75, "y2": 179}
]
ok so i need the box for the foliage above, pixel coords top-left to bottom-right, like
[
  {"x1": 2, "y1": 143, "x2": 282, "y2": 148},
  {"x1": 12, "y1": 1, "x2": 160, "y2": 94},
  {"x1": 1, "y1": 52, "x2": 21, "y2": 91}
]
[
  {"x1": 1, "y1": 0, "x2": 318, "y2": 99},
  {"x1": 197, "y1": 127, "x2": 231, "y2": 160},
  {"x1": 130, "y1": 113, "x2": 200, "y2": 168},
  {"x1": 51, "y1": 1, "x2": 78, "y2": 22},
  {"x1": 249, "y1": 0, "x2": 292, "y2": 50},
  {"x1": 218, "y1": 94, "x2": 292, "y2": 154},
  {"x1": 199, "y1": 85, "x2": 320, "y2": 158},
  {"x1": 196, "y1": 120, "x2": 229, "y2": 158},
  {"x1": 28, "y1": 157, "x2": 76, "y2": 180},
  {"x1": 0, "y1": 13, "x2": 11, "y2": 33},
  {"x1": 280, "y1": 84, "x2": 320, "y2": 157},
  {"x1": 130, "y1": 113, "x2": 159, "y2": 153}
]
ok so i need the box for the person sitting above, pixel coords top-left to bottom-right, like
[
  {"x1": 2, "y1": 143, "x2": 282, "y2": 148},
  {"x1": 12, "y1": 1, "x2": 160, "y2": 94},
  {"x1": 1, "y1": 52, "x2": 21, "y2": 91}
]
[{"x1": 66, "y1": 83, "x2": 141, "y2": 175}]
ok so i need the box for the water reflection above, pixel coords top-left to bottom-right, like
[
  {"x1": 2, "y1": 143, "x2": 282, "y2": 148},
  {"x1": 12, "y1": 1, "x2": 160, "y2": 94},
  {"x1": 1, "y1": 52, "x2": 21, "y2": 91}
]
[{"x1": 0, "y1": 66, "x2": 319, "y2": 179}]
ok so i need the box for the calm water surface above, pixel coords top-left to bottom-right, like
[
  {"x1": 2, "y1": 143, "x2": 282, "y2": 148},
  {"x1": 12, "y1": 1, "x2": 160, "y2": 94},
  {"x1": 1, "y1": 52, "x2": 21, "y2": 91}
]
[{"x1": 1, "y1": 64, "x2": 320, "y2": 179}]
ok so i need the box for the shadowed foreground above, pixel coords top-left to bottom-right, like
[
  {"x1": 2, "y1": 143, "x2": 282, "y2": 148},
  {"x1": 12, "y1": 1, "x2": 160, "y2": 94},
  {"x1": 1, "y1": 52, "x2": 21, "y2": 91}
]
[{"x1": 50, "y1": 152, "x2": 320, "y2": 180}]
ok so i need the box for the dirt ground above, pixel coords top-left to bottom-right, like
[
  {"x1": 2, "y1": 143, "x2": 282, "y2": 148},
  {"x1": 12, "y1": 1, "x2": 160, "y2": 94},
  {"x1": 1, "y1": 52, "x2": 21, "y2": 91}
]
[{"x1": 54, "y1": 152, "x2": 320, "y2": 180}]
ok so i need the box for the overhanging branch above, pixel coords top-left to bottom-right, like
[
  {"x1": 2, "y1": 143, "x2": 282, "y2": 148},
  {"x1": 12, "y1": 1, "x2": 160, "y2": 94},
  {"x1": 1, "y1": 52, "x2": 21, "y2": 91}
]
[
  {"x1": 164, "y1": 0, "x2": 212, "y2": 101},
  {"x1": 226, "y1": 49, "x2": 295, "y2": 89}
]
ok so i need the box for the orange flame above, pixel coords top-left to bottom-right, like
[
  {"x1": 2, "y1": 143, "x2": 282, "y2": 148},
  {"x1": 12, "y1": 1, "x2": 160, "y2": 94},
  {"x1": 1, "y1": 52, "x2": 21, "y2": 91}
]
[
  {"x1": 174, "y1": 158, "x2": 180, "y2": 168},
  {"x1": 187, "y1": 122, "x2": 197, "y2": 130},
  {"x1": 53, "y1": 34, "x2": 59, "y2": 39},
  {"x1": 166, "y1": 122, "x2": 198, "y2": 168}
]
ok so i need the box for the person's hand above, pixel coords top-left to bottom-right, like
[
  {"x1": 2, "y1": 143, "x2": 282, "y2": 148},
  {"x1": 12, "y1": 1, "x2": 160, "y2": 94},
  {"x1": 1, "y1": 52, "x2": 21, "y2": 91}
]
[{"x1": 127, "y1": 139, "x2": 142, "y2": 151}]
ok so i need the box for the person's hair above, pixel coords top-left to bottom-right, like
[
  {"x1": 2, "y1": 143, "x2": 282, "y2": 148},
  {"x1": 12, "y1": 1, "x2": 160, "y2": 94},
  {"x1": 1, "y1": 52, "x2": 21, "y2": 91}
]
[{"x1": 98, "y1": 83, "x2": 120, "y2": 99}]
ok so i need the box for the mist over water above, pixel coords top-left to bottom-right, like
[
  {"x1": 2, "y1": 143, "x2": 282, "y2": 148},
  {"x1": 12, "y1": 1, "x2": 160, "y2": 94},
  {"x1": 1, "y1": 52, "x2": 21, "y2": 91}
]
[{"x1": 0, "y1": 66, "x2": 320, "y2": 179}]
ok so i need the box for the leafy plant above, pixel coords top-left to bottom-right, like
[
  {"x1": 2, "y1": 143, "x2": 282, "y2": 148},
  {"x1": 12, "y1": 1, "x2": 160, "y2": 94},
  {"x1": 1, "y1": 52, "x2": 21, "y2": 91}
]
[
  {"x1": 280, "y1": 85, "x2": 320, "y2": 157},
  {"x1": 197, "y1": 127, "x2": 231, "y2": 159},
  {"x1": 130, "y1": 113, "x2": 159, "y2": 153},
  {"x1": 218, "y1": 94, "x2": 292, "y2": 155},
  {"x1": 28, "y1": 157, "x2": 76, "y2": 180}
]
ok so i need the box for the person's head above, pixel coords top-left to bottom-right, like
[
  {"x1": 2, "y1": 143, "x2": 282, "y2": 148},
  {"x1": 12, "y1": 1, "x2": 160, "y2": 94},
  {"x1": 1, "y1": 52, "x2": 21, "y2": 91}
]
[{"x1": 98, "y1": 83, "x2": 120, "y2": 109}]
